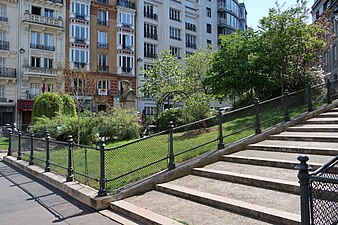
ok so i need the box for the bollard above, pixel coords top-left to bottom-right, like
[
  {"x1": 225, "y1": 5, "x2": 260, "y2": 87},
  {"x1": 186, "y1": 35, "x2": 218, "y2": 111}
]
[
  {"x1": 17, "y1": 131, "x2": 22, "y2": 160},
  {"x1": 98, "y1": 138, "x2": 107, "y2": 197},
  {"x1": 254, "y1": 98, "x2": 262, "y2": 134},
  {"x1": 45, "y1": 131, "x2": 51, "y2": 172},
  {"x1": 326, "y1": 79, "x2": 332, "y2": 104},
  {"x1": 7, "y1": 129, "x2": 12, "y2": 156},
  {"x1": 29, "y1": 132, "x2": 34, "y2": 165},
  {"x1": 66, "y1": 135, "x2": 74, "y2": 182},
  {"x1": 295, "y1": 155, "x2": 312, "y2": 225},
  {"x1": 168, "y1": 121, "x2": 176, "y2": 170},
  {"x1": 284, "y1": 89, "x2": 290, "y2": 122},
  {"x1": 217, "y1": 109, "x2": 225, "y2": 149}
]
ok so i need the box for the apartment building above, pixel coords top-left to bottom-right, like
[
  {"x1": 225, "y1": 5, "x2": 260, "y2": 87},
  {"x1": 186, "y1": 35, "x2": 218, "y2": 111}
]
[
  {"x1": 65, "y1": 0, "x2": 136, "y2": 111},
  {"x1": 312, "y1": 0, "x2": 338, "y2": 81},
  {"x1": 17, "y1": 0, "x2": 66, "y2": 129},
  {"x1": 0, "y1": 0, "x2": 18, "y2": 126},
  {"x1": 136, "y1": 0, "x2": 219, "y2": 115}
]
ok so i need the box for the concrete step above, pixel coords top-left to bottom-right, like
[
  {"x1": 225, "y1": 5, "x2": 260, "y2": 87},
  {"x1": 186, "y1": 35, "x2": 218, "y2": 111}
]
[
  {"x1": 168, "y1": 175, "x2": 300, "y2": 215},
  {"x1": 100, "y1": 209, "x2": 141, "y2": 225},
  {"x1": 230, "y1": 150, "x2": 333, "y2": 165},
  {"x1": 329, "y1": 108, "x2": 338, "y2": 112},
  {"x1": 192, "y1": 167, "x2": 299, "y2": 194},
  {"x1": 286, "y1": 124, "x2": 338, "y2": 132},
  {"x1": 268, "y1": 131, "x2": 338, "y2": 142},
  {"x1": 247, "y1": 140, "x2": 338, "y2": 156},
  {"x1": 317, "y1": 112, "x2": 338, "y2": 117},
  {"x1": 303, "y1": 117, "x2": 338, "y2": 124},
  {"x1": 110, "y1": 200, "x2": 181, "y2": 225},
  {"x1": 221, "y1": 155, "x2": 323, "y2": 170},
  {"x1": 156, "y1": 183, "x2": 301, "y2": 225},
  {"x1": 125, "y1": 190, "x2": 271, "y2": 225}
]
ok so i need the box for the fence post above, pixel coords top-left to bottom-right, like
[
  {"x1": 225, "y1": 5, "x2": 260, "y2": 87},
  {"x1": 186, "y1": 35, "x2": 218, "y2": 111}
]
[
  {"x1": 326, "y1": 78, "x2": 332, "y2": 104},
  {"x1": 29, "y1": 132, "x2": 34, "y2": 165},
  {"x1": 307, "y1": 86, "x2": 313, "y2": 112},
  {"x1": 17, "y1": 131, "x2": 22, "y2": 160},
  {"x1": 168, "y1": 121, "x2": 176, "y2": 170},
  {"x1": 45, "y1": 131, "x2": 51, "y2": 172},
  {"x1": 7, "y1": 129, "x2": 12, "y2": 156},
  {"x1": 255, "y1": 98, "x2": 262, "y2": 134},
  {"x1": 284, "y1": 89, "x2": 290, "y2": 122},
  {"x1": 217, "y1": 109, "x2": 225, "y2": 149},
  {"x1": 295, "y1": 155, "x2": 311, "y2": 225},
  {"x1": 66, "y1": 135, "x2": 74, "y2": 182},
  {"x1": 98, "y1": 138, "x2": 107, "y2": 197}
]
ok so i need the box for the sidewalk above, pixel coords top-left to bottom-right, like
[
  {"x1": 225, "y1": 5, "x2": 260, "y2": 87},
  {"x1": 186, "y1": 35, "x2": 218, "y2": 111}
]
[{"x1": 0, "y1": 154, "x2": 119, "y2": 225}]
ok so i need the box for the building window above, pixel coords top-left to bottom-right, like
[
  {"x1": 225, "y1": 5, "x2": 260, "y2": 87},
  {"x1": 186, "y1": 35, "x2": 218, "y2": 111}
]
[
  {"x1": 119, "y1": 12, "x2": 134, "y2": 27},
  {"x1": 185, "y1": 22, "x2": 196, "y2": 32},
  {"x1": 98, "y1": 10, "x2": 108, "y2": 26},
  {"x1": 144, "y1": 23, "x2": 158, "y2": 40},
  {"x1": 71, "y1": 78, "x2": 86, "y2": 94},
  {"x1": 119, "y1": 55, "x2": 133, "y2": 73},
  {"x1": 31, "y1": 57, "x2": 41, "y2": 67},
  {"x1": 186, "y1": 34, "x2": 196, "y2": 49},
  {"x1": 143, "y1": 64, "x2": 153, "y2": 78},
  {"x1": 30, "y1": 83, "x2": 41, "y2": 98},
  {"x1": 74, "y1": 2, "x2": 87, "y2": 18},
  {"x1": 206, "y1": 7, "x2": 211, "y2": 17},
  {"x1": 0, "y1": 57, "x2": 4, "y2": 67},
  {"x1": 144, "y1": 43, "x2": 157, "y2": 58},
  {"x1": 169, "y1": 8, "x2": 181, "y2": 22},
  {"x1": 170, "y1": 46, "x2": 181, "y2": 59},
  {"x1": 0, "y1": 4, "x2": 7, "y2": 21},
  {"x1": 144, "y1": 106, "x2": 155, "y2": 115},
  {"x1": 31, "y1": 31, "x2": 40, "y2": 45},
  {"x1": 119, "y1": 33, "x2": 133, "y2": 49},
  {"x1": 98, "y1": 31, "x2": 108, "y2": 48},
  {"x1": 72, "y1": 25, "x2": 88, "y2": 42},
  {"x1": 44, "y1": 58, "x2": 53, "y2": 69},
  {"x1": 98, "y1": 54, "x2": 108, "y2": 72},
  {"x1": 31, "y1": 6, "x2": 41, "y2": 16},
  {"x1": 207, "y1": 39, "x2": 212, "y2": 46},
  {"x1": 44, "y1": 9, "x2": 54, "y2": 18},
  {"x1": 144, "y1": 2, "x2": 157, "y2": 20},
  {"x1": 170, "y1": 27, "x2": 181, "y2": 40},
  {"x1": 97, "y1": 80, "x2": 109, "y2": 95},
  {"x1": 0, "y1": 85, "x2": 4, "y2": 100},
  {"x1": 44, "y1": 33, "x2": 54, "y2": 48},
  {"x1": 206, "y1": 23, "x2": 212, "y2": 33}
]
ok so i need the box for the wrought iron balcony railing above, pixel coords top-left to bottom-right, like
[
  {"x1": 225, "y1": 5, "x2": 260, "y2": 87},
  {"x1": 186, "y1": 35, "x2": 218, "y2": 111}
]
[
  {"x1": 95, "y1": 0, "x2": 109, "y2": 4},
  {"x1": 98, "y1": 42, "x2": 108, "y2": 48},
  {"x1": 117, "y1": 0, "x2": 136, "y2": 9},
  {"x1": 186, "y1": 42, "x2": 197, "y2": 49},
  {"x1": 74, "y1": 37, "x2": 86, "y2": 44},
  {"x1": 122, "y1": 67, "x2": 132, "y2": 73},
  {"x1": 73, "y1": 62, "x2": 87, "y2": 69},
  {"x1": 75, "y1": 13, "x2": 86, "y2": 20},
  {"x1": 98, "y1": 65, "x2": 109, "y2": 72},
  {"x1": 98, "y1": 19, "x2": 108, "y2": 26},
  {"x1": 0, "y1": 41, "x2": 9, "y2": 51},
  {"x1": 144, "y1": 53, "x2": 157, "y2": 59},
  {"x1": 0, "y1": 16, "x2": 8, "y2": 22},
  {"x1": 185, "y1": 22, "x2": 196, "y2": 32},
  {"x1": 30, "y1": 43, "x2": 55, "y2": 51},
  {"x1": 144, "y1": 32, "x2": 158, "y2": 40},
  {"x1": 0, "y1": 67, "x2": 16, "y2": 78},
  {"x1": 144, "y1": 12, "x2": 158, "y2": 20}
]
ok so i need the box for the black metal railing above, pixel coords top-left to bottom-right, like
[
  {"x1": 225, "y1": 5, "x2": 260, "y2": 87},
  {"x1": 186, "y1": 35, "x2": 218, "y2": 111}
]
[
  {"x1": 185, "y1": 22, "x2": 196, "y2": 32},
  {"x1": 144, "y1": 12, "x2": 158, "y2": 20},
  {"x1": 30, "y1": 43, "x2": 55, "y2": 51},
  {"x1": 73, "y1": 62, "x2": 87, "y2": 69},
  {"x1": 97, "y1": 65, "x2": 109, "y2": 72},
  {"x1": 121, "y1": 22, "x2": 133, "y2": 28},
  {"x1": 144, "y1": 32, "x2": 158, "y2": 40},
  {"x1": 0, "y1": 16, "x2": 8, "y2": 22},
  {"x1": 98, "y1": 19, "x2": 108, "y2": 26},
  {"x1": 7, "y1": 79, "x2": 338, "y2": 195},
  {"x1": 74, "y1": 37, "x2": 86, "y2": 43},
  {"x1": 0, "y1": 67, "x2": 16, "y2": 78},
  {"x1": 296, "y1": 155, "x2": 338, "y2": 225},
  {"x1": 144, "y1": 52, "x2": 157, "y2": 59},
  {"x1": 0, "y1": 40, "x2": 9, "y2": 51},
  {"x1": 186, "y1": 42, "x2": 197, "y2": 49},
  {"x1": 74, "y1": 13, "x2": 86, "y2": 20},
  {"x1": 98, "y1": 42, "x2": 108, "y2": 48},
  {"x1": 122, "y1": 67, "x2": 132, "y2": 73},
  {"x1": 95, "y1": 0, "x2": 109, "y2": 4},
  {"x1": 117, "y1": 0, "x2": 136, "y2": 9}
]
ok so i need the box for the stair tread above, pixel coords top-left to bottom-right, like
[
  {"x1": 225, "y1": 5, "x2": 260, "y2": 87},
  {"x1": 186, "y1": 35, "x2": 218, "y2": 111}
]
[
  {"x1": 100, "y1": 209, "x2": 140, "y2": 225},
  {"x1": 125, "y1": 190, "x2": 270, "y2": 225},
  {"x1": 249, "y1": 140, "x2": 338, "y2": 150},
  {"x1": 230, "y1": 150, "x2": 333, "y2": 164},
  {"x1": 157, "y1": 183, "x2": 301, "y2": 224},
  {"x1": 167, "y1": 175, "x2": 300, "y2": 214},
  {"x1": 289, "y1": 124, "x2": 338, "y2": 128},
  {"x1": 203, "y1": 161, "x2": 299, "y2": 182},
  {"x1": 306, "y1": 117, "x2": 338, "y2": 121},
  {"x1": 111, "y1": 200, "x2": 181, "y2": 225},
  {"x1": 272, "y1": 131, "x2": 338, "y2": 138}
]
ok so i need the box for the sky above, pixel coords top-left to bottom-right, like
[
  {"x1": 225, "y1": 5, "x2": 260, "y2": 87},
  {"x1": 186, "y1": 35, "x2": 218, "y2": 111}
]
[{"x1": 243, "y1": 0, "x2": 313, "y2": 30}]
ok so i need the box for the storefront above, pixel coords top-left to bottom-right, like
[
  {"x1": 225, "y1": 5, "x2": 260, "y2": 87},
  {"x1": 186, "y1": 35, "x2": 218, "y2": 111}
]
[
  {"x1": 17, "y1": 99, "x2": 34, "y2": 131},
  {"x1": 0, "y1": 104, "x2": 15, "y2": 126}
]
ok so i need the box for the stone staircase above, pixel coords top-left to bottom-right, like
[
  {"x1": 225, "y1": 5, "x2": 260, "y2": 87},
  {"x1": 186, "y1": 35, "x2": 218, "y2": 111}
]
[{"x1": 101, "y1": 108, "x2": 338, "y2": 225}]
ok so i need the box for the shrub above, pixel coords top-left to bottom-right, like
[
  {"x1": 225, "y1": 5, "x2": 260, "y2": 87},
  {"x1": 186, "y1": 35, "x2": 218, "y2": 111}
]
[
  {"x1": 60, "y1": 94, "x2": 76, "y2": 117},
  {"x1": 183, "y1": 97, "x2": 211, "y2": 123},
  {"x1": 157, "y1": 108, "x2": 186, "y2": 130}
]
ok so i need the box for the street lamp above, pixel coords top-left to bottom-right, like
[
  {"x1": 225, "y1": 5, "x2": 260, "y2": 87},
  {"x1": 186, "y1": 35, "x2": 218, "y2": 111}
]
[{"x1": 16, "y1": 47, "x2": 25, "y2": 129}]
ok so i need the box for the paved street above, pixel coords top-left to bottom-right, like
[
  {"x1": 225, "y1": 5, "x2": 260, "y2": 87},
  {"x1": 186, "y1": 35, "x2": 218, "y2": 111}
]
[{"x1": 0, "y1": 154, "x2": 118, "y2": 225}]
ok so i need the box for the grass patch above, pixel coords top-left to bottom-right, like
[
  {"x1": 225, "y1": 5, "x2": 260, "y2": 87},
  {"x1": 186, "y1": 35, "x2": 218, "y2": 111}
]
[
  {"x1": 20, "y1": 103, "x2": 315, "y2": 192},
  {"x1": 0, "y1": 137, "x2": 8, "y2": 150}
]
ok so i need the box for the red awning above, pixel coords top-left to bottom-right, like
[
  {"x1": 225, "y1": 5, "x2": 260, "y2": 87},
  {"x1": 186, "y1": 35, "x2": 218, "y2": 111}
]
[{"x1": 17, "y1": 100, "x2": 34, "y2": 111}]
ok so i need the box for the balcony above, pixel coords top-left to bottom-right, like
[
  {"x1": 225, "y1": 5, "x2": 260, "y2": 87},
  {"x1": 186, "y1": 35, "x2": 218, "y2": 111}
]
[
  {"x1": 74, "y1": 37, "x2": 87, "y2": 44},
  {"x1": 26, "y1": 67, "x2": 56, "y2": 76},
  {"x1": 24, "y1": 11, "x2": 63, "y2": 28},
  {"x1": 0, "y1": 41, "x2": 9, "y2": 51},
  {"x1": 0, "y1": 16, "x2": 8, "y2": 22},
  {"x1": 217, "y1": 2, "x2": 226, "y2": 12},
  {"x1": 98, "y1": 19, "x2": 108, "y2": 26},
  {"x1": 30, "y1": 43, "x2": 55, "y2": 51},
  {"x1": 144, "y1": 33, "x2": 158, "y2": 40},
  {"x1": 95, "y1": 0, "x2": 109, "y2": 4},
  {"x1": 117, "y1": 0, "x2": 136, "y2": 9},
  {"x1": 186, "y1": 43, "x2": 197, "y2": 49},
  {"x1": 98, "y1": 65, "x2": 109, "y2": 73},
  {"x1": 45, "y1": 0, "x2": 63, "y2": 4},
  {"x1": 0, "y1": 97, "x2": 7, "y2": 102},
  {"x1": 74, "y1": 13, "x2": 86, "y2": 20},
  {"x1": 98, "y1": 42, "x2": 108, "y2": 48},
  {"x1": 218, "y1": 17, "x2": 227, "y2": 27},
  {"x1": 73, "y1": 62, "x2": 87, "y2": 70},
  {"x1": 121, "y1": 23, "x2": 133, "y2": 29},
  {"x1": 144, "y1": 12, "x2": 158, "y2": 20},
  {"x1": 0, "y1": 68, "x2": 16, "y2": 78}
]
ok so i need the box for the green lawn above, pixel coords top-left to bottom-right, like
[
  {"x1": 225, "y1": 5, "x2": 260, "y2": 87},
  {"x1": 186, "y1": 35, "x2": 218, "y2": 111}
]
[
  {"x1": 21, "y1": 103, "x2": 312, "y2": 192},
  {"x1": 0, "y1": 138, "x2": 8, "y2": 150}
]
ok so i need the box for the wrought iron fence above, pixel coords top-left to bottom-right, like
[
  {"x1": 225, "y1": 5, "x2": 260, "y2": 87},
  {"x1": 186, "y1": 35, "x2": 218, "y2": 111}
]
[
  {"x1": 6, "y1": 79, "x2": 338, "y2": 196},
  {"x1": 296, "y1": 155, "x2": 338, "y2": 225}
]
